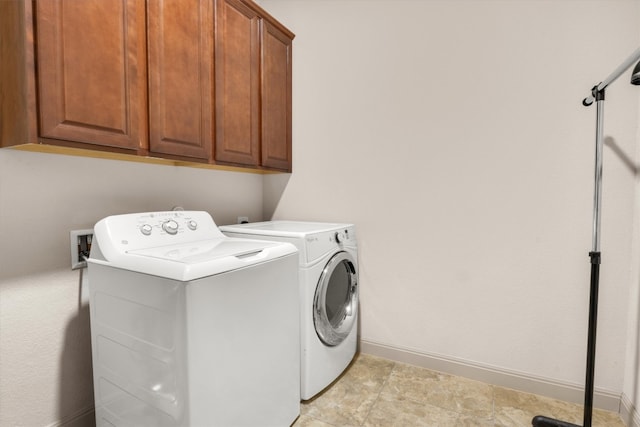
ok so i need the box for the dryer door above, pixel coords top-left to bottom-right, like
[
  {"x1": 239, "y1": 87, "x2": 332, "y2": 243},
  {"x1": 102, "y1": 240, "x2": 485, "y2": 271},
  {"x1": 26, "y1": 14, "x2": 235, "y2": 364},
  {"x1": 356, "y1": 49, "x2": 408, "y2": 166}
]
[{"x1": 313, "y1": 251, "x2": 358, "y2": 346}]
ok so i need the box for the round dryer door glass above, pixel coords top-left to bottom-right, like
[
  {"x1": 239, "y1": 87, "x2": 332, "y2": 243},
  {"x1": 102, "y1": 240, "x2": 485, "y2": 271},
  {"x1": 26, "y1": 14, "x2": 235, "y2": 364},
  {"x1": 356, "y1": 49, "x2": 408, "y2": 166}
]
[{"x1": 313, "y1": 251, "x2": 358, "y2": 346}]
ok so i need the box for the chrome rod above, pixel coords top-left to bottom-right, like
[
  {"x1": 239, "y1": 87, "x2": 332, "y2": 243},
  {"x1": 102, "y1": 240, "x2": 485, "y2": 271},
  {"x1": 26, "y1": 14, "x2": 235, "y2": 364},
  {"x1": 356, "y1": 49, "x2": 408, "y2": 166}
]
[
  {"x1": 583, "y1": 47, "x2": 640, "y2": 105},
  {"x1": 591, "y1": 98, "x2": 604, "y2": 252}
]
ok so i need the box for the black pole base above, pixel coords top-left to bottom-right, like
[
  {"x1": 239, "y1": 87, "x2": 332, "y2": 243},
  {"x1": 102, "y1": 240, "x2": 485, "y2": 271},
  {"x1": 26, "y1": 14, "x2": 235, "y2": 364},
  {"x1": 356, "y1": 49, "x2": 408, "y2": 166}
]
[{"x1": 532, "y1": 415, "x2": 581, "y2": 427}]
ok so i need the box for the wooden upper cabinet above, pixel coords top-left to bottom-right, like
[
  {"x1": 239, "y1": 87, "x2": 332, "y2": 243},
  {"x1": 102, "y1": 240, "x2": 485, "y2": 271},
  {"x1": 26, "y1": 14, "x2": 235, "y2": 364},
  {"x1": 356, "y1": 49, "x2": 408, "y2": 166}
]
[
  {"x1": 214, "y1": 0, "x2": 294, "y2": 171},
  {"x1": 4, "y1": 0, "x2": 292, "y2": 171},
  {"x1": 35, "y1": 0, "x2": 148, "y2": 151},
  {"x1": 214, "y1": 0, "x2": 261, "y2": 167},
  {"x1": 147, "y1": 0, "x2": 213, "y2": 160},
  {"x1": 261, "y1": 21, "x2": 293, "y2": 171}
]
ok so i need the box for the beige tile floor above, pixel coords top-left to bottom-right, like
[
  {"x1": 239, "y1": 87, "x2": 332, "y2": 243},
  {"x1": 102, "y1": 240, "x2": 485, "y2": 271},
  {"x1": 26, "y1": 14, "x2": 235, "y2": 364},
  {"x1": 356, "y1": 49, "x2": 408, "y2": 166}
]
[{"x1": 293, "y1": 353, "x2": 626, "y2": 427}]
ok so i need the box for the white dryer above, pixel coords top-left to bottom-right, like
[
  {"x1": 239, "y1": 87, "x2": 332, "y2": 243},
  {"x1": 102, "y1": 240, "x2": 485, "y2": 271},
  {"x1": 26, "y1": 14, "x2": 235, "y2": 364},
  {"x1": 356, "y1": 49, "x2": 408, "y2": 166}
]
[
  {"x1": 220, "y1": 221, "x2": 358, "y2": 400},
  {"x1": 87, "y1": 211, "x2": 300, "y2": 427}
]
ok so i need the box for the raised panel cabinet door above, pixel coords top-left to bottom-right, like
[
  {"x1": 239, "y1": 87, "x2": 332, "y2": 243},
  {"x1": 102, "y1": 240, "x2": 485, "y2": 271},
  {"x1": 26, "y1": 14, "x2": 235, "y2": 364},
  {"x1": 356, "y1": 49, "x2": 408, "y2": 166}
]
[
  {"x1": 261, "y1": 21, "x2": 293, "y2": 172},
  {"x1": 148, "y1": 0, "x2": 213, "y2": 160},
  {"x1": 214, "y1": 0, "x2": 260, "y2": 167},
  {"x1": 35, "y1": 0, "x2": 147, "y2": 151}
]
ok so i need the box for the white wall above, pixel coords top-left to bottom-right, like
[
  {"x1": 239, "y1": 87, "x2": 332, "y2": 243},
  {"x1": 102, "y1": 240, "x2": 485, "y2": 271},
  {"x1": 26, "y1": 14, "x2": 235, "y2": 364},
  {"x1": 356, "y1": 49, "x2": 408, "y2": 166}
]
[
  {"x1": 623, "y1": 22, "x2": 640, "y2": 425},
  {"x1": 623, "y1": 88, "x2": 640, "y2": 424},
  {"x1": 263, "y1": 0, "x2": 640, "y2": 405},
  {"x1": 0, "y1": 149, "x2": 263, "y2": 426}
]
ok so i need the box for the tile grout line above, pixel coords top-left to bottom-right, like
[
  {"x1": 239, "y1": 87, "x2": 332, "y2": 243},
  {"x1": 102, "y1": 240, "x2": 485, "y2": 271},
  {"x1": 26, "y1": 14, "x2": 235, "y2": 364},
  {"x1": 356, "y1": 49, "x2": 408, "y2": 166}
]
[
  {"x1": 490, "y1": 384, "x2": 500, "y2": 427},
  {"x1": 359, "y1": 360, "x2": 398, "y2": 426}
]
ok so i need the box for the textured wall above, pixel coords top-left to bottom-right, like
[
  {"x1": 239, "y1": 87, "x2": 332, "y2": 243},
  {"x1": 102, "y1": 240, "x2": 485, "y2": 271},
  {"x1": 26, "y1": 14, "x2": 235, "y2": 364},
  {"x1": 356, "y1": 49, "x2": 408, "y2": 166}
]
[{"x1": 0, "y1": 150, "x2": 263, "y2": 426}]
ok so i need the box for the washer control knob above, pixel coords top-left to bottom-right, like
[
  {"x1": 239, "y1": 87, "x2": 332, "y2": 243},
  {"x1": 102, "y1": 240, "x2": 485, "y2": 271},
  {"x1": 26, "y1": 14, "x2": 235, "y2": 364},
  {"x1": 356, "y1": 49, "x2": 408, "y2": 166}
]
[
  {"x1": 162, "y1": 219, "x2": 179, "y2": 235},
  {"x1": 140, "y1": 224, "x2": 153, "y2": 236},
  {"x1": 187, "y1": 220, "x2": 198, "y2": 230},
  {"x1": 335, "y1": 231, "x2": 345, "y2": 243}
]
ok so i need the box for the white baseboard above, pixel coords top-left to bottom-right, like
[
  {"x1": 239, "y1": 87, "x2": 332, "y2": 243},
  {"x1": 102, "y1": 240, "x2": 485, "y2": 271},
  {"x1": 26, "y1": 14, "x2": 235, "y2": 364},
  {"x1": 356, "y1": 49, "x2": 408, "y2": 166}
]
[
  {"x1": 621, "y1": 393, "x2": 640, "y2": 427},
  {"x1": 360, "y1": 339, "x2": 622, "y2": 414}
]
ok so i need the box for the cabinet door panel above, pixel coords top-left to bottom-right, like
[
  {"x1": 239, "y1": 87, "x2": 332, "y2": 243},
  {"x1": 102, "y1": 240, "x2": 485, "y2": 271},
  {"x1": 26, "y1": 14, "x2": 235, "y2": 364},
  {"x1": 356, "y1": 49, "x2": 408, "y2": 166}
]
[
  {"x1": 148, "y1": 0, "x2": 213, "y2": 160},
  {"x1": 261, "y1": 21, "x2": 292, "y2": 171},
  {"x1": 36, "y1": 0, "x2": 147, "y2": 150},
  {"x1": 214, "y1": 0, "x2": 260, "y2": 166}
]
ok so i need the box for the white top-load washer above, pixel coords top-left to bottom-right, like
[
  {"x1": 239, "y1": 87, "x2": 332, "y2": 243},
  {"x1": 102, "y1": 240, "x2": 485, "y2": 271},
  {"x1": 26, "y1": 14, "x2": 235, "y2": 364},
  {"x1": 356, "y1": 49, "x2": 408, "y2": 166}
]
[
  {"x1": 220, "y1": 221, "x2": 358, "y2": 400},
  {"x1": 87, "y1": 211, "x2": 300, "y2": 427}
]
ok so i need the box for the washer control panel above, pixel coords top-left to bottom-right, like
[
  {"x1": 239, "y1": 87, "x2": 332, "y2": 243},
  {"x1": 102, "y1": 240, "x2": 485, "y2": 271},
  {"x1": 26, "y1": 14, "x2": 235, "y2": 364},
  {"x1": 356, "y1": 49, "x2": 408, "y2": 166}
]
[
  {"x1": 135, "y1": 213, "x2": 201, "y2": 238},
  {"x1": 93, "y1": 211, "x2": 224, "y2": 256}
]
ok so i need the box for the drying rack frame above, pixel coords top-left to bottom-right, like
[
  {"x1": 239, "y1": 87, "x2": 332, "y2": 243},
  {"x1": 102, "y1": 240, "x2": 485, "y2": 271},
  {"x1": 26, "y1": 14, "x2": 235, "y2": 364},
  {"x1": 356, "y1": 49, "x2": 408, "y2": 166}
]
[{"x1": 532, "y1": 47, "x2": 640, "y2": 427}]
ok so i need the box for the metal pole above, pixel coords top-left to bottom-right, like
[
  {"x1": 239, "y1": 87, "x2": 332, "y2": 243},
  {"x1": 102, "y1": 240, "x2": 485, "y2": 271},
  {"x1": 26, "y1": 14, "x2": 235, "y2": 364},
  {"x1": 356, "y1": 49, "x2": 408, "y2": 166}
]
[
  {"x1": 591, "y1": 96, "x2": 604, "y2": 252},
  {"x1": 531, "y1": 89, "x2": 605, "y2": 427},
  {"x1": 582, "y1": 88, "x2": 605, "y2": 427}
]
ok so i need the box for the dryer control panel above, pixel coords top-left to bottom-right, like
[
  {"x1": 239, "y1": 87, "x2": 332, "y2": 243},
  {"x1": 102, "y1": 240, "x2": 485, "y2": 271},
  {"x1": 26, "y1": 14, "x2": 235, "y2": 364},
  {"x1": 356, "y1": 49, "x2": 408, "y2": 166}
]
[{"x1": 305, "y1": 226, "x2": 356, "y2": 263}]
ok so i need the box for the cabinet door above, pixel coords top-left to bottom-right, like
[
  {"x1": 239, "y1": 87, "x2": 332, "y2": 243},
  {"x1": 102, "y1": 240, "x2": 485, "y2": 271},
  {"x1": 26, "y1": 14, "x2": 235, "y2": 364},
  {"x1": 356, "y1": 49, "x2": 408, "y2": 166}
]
[
  {"x1": 214, "y1": 0, "x2": 261, "y2": 167},
  {"x1": 261, "y1": 21, "x2": 293, "y2": 172},
  {"x1": 35, "y1": 0, "x2": 147, "y2": 151},
  {"x1": 148, "y1": 0, "x2": 213, "y2": 160}
]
